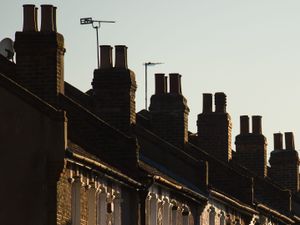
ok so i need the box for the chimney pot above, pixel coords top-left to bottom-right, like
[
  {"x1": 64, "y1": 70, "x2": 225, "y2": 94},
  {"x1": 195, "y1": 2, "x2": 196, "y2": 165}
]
[
  {"x1": 100, "y1": 45, "x2": 113, "y2": 69},
  {"x1": 285, "y1": 132, "x2": 295, "y2": 150},
  {"x1": 169, "y1": 73, "x2": 181, "y2": 94},
  {"x1": 23, "y1": 4, "x2": 37, "y2": 32},
  {"x1": 41, "y1": 5, "x2": 54, "y2": 32},
  {"x1": 202, "y1": 93, "x2": 212, "y2": 113},
  {"x1": 240, "y1": 115, "x2": 249, "y2": 134},
  {"x1": 155, "y1": 73, "x2": 166, "y2": 95},
  {"x1": 215, "y1": 92, "x2": 226, "y2": 113},
  {"x1": 252, "y1": 115, "x2": 262, "y2": 134},
  {"x1": 273, "y1": 133, "x2": 283, "y2": 150},
  {"x1": 115, "y1": 45, "x2": 128, "y2": 68}
]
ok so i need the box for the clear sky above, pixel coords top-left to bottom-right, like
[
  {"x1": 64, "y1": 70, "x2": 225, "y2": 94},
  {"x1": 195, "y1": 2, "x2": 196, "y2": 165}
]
[{"x1": 2, "y1": 0, "x2": 300, "y2": 157}]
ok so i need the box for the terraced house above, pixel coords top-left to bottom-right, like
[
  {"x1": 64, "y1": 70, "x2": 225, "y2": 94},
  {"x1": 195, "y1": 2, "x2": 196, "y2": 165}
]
[{"x1": 0, "y1": 4, "x2": 299, "y2": 225}]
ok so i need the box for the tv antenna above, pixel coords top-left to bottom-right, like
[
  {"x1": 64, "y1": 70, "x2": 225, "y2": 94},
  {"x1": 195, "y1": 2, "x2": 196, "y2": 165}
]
[
  {"x1": 0, "y1": 38, "x2": 14, "y2": 61},
  {"x1": 80, "y1": 17, "x2": 116, "y2": 68},
  {"x1": 143, "y1": 62, "x2": 164, "y2": 110}
]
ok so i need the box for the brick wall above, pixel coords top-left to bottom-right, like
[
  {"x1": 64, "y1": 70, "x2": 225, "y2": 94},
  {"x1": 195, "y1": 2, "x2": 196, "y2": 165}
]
[{"x1": 57, "y1": 162, "x2": 72, "y2": 225}]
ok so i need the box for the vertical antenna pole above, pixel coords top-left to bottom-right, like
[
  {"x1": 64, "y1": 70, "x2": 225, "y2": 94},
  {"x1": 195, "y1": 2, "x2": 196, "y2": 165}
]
[
  {"x1": 145, "y1": 63, "x2": 148, "y2": 109},
  {"x1": 143, "y1": 62, "x2": 163, "y2": 110},
  {"x1": 95, "y1": 26, "x2": 100, "y2": 68}
]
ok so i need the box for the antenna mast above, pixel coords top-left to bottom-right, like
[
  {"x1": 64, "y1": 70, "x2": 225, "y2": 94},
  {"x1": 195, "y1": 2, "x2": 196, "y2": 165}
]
[
  {"x1": 143, "y1": 62, "x2": 163, "y2": 110},
  {"x1": 80, "y1": 17, "x2": 115, "y2": 68}
]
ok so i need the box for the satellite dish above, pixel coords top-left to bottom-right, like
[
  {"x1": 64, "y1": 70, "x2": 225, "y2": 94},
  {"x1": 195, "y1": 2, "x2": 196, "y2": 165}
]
[{"x1": 0, "y1": 38, "x2": 14, "y2": 61}]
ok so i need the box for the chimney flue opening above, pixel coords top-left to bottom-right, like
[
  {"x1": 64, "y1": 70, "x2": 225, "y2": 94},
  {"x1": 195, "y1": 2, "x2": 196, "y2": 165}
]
[
  {"x1": 285, "y1": 132, "x2": 295, "y2": 150},
  {"x1": 100, "y1": 45, "x2": 113, "y2": 69},
  {"x1": 115, "y1": 45, "x2": 128, "y2": 69},
  {"x1": 23, "y1": 4, "x2": 37, "y2": 32},
  {"x1": 155, "y1": 73, "x2": 166, "y2": 95},
  {"x1": 240, "y1": 115, "x2": 249, "y2": 134},
  {"x1": 273, "y1": 133, "x2": 283, "y2": 150},
  {"x1": 215, "y1": 92, "x2": 226, "y2": 113},
  {"x1": 41, "y1": 5, "x2": 54, "y2": 32},
  {"x1": 252, "y1": 115, "x2": 262, "y2": 134},
  {"x1": 169, "y1": 73, "x2": 181, "y2": 94},
  {"x1": 202, "y1": 93, "x2": 212, "y2": 113}
]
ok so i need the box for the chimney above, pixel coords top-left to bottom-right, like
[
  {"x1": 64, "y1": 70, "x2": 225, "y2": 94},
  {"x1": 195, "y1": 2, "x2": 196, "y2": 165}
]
[
  {"x1": 285, "y1": 132, "x2": 295, "y2": 150},
  {"x1": 92, "y1": 45, "x2": 137, "y2": 133},
  {"x1": 15, "y1": 4, "x2": 65, "y2": 106},
  {"x1": 149, "y1": 73, "x2": 189, "y2": 148},
  {"x1": 235, "y1": 115, "x2": 267, "y2": 177},
  {"x1": 23, "y1": 5, "x2": 38, "y2": 32},
  {"x1": 252, "y1": 115, "x2": 262, "y2": 134},
  {"x1": 155, "y1": 73, "x2": 166, "y2": 95},
  {"x1": 197, "y1": 92, "x2": 232, "y2": 162},
  {"x1": 115, "y1": 45, "x2": 128, "y2": 69},
  {"x1": 240, "y1": 115, "x2": 249, "y2": 134},
  {"x1": 215, "y1": 92, "x2": 226, "y2": 113},
  {"x1": 202, "y1": 93, "x2": 212, "y2": 113},
  {"x1": 273, "y1": 133, "x2": 283, "y2": 150},
  {"x1": 100, "y1": 45, "x2": 113, "y2": 69},
  {"x1": 41, "y1": 5, "x2": 55, "y2": 32},
  {"x1": 169, "y1": 73, "x2": 181, "y2": 94},
  {"x1": 269, "y1": 132, "x2": 299, "y2": 192}
]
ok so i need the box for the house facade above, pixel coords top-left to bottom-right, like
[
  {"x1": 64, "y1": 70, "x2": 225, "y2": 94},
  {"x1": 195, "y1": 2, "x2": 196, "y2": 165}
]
[{"x1": 0, "y1": 4, "x2": 299, "y2": 225}]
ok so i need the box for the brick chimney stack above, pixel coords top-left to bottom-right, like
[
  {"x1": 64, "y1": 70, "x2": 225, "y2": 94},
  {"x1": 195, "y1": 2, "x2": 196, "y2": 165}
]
[
  {"x1": 269, "y1": 132, "x2": 299, "y2": 192},
  {"x1": 197, "y1": 92, "x2": 232, "y2": 162},
  {"x1": 149, "y1": 73, "x2": 189, "y2": 148},
  {"x1": 92, "y1": 45, "x2": 137, "y2": 133},
  {"x1": 235, "y1": 115, "x2": 267, "y2": 177},
  {"x1": 14, "y1": 4, "x2": 65, "y2": 106}
]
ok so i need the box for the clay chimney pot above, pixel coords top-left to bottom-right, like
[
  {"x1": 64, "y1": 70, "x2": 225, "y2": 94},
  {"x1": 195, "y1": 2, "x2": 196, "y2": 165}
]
[
  {"x1": 23, "y1": 4, "x2": 37, "y2": 32},
  {"x1": 41, "y1": 5, "x2": 54, "y2": 32},
  {"x1": 202, "y1": 93, "x2": 212, "y2": 113}
]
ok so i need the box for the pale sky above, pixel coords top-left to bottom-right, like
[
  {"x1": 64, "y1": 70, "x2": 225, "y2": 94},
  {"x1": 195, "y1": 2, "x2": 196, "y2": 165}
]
[{"x1": 2, "y1": 0, "x2": 300, "y2": 157}]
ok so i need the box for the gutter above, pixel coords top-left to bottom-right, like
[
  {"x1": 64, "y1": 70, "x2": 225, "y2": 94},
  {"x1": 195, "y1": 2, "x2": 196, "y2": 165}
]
[
  {"x1": 66, "y1": 149, "x2": 142, "y2": 188},
  {"x1": 210, "y1": 190, "x2": 258, "y2": 215},
  {"x1": 153, "y1": 175, "x2": 207, "y2": 202},
  {"x1": 256, "y1": 203, "x2": 294, "y2": 224}
]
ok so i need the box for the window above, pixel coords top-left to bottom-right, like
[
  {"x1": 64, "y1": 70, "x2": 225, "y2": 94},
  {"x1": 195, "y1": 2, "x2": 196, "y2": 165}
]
[
  {"x1": 87, "y1": 181, "x2": 97, "y2": 225},
  {"x1": 71, "y1": 176, "x2": 81, "y2": 225},
  {"x1": 208, "y1": 206, "x2": 216, "y2": 225},
  {"x1": 97, "y1": 186, "x2": 107, "y2": 225}
]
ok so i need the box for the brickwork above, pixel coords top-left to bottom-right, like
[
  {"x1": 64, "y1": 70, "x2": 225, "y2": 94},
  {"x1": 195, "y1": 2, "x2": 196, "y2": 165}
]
[
  {"x1": 235, "y1": 116, "x2": 267, "y2": 177},
  {"x1": 235, "y1": 138, "x2": 267, "y2": 177},
  {"x1": 2, "y1": 4, "x2": 300, "y2": 225},
  {"x1": 197, "y1": 93, "x2": 232, "y2": 162},
  {"x1": 92, "y1": 46, "x2": 137, "y2": 134},
  {"x1": 57, "y1": 162, "x2": 72, "y2": 225},
  {"x1": 60, "y1": 94, "x2": 139, "y2": 173},
  {"x1": 200, "y1": 201, "x2": 249, "y2": 225},
  {"x1": 57, "y1": 159, "x2": 129, "y2": 225},
  {"x1": 269, "y1": 132, "x2": 299, "y2": 193},
  {"x1": 14, "y1": 31, "x2": 65, "y2": 107},
  {"x1": 146, "y1": 185, "x2": 196, "y2": 225},
  {"x1": 149, "y1": 74, "x2": 189, "y2": 148},
  {"x1": 269, "y1": 150, "x2": 299, "y2": 193}
]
